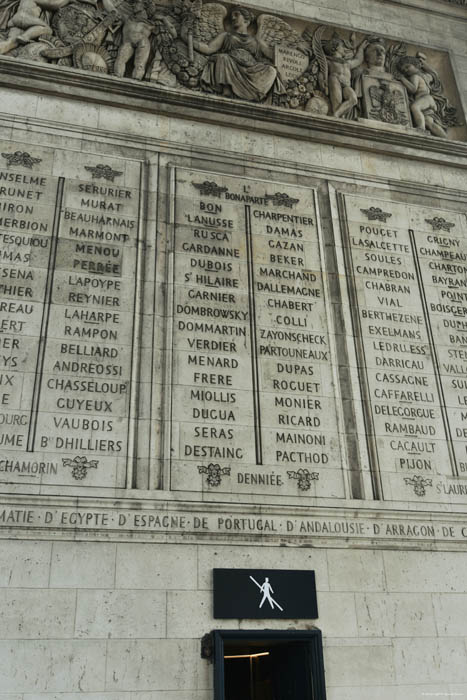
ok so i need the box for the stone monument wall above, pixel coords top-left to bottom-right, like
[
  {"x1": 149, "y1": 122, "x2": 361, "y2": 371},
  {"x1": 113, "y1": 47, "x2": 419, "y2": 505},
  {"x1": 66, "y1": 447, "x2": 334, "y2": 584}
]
[{"x1": 0, "y1": 0, "x2": 466, "y2": 696}]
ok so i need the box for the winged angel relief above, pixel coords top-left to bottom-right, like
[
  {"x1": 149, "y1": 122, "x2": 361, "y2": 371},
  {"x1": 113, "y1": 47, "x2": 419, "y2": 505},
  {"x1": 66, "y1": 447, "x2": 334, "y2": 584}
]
[
  {"x1": 0, "y1": 0, "x2": 461, "y2": 138},
  {"x1": 151, "y1": 3, "x2": 310, "y2": 102}
]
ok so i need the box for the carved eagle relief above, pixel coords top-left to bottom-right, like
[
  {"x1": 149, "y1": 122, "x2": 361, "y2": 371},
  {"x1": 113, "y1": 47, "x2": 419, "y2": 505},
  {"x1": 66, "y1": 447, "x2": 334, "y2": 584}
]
[{"x1": 368, "y1": 82, "x2": 410, "y2": 125}]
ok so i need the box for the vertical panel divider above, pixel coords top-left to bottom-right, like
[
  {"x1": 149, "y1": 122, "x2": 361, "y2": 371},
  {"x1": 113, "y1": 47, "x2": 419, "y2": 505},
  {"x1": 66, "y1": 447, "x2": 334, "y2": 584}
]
[
  {"x1": 160, "y1": 164, "x2": 177, "y2": 490},
  {"x1": 27, "y1": 176, "x2": 65, "y2": 453},
  {"x1": 126, "y1": 161, "x2": 149, "y2": 489},
  {"x1": 315, "y1": 189, "x2": 355, "y2": 500},
  {"x1": 337, "y1": 192, "x2": 383, "y2": 500},
  {"x1": 244, "y1": 205, "x2": 263, "y2": 466}
]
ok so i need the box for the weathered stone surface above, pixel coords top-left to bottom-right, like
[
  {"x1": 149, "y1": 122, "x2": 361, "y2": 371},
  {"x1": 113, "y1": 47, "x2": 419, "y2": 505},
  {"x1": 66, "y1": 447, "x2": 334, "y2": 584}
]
[
  {"x1": 335, "y1": 192, "x2": 467, "y2": 503},
  {"x1": 0, "y1": 0, "x2": 466, "y2": 695}
]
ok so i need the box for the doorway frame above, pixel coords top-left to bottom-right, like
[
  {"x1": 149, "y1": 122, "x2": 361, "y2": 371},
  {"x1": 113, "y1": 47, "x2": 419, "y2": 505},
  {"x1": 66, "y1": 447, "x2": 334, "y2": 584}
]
[{"x1": 213, "y1": 628, "x2": 327, "y2": 700}]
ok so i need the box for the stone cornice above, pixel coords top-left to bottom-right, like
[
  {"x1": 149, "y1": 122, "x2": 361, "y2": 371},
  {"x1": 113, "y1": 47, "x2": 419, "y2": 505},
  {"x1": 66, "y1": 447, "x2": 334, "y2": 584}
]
[
  {"x1": 1, "y1": 57, "x2": 467, "y2": 168},
  {"x1": 378, "y1": 0, "x2": 467, "y2": 19},
  {"x1": 1, "y1": 493, "x2": 467, "y2": 549}
]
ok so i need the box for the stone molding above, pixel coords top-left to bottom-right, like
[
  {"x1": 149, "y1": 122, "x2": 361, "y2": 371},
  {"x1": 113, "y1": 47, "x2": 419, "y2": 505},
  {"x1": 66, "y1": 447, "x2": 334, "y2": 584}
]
[
  {"x1": 0, "y1": 123, "x2": 467, "y2": 512},
  {"x1": 380, "y1": 0, "x2": 467, "y2": 18},
  {"x1": 1, "y1": 493, "x2": 467, "y2": 549},
  {"x1": 1, "y1": 57, "x2": 467, "y2": 166},
  {"x1": 0, "y1": 0, "x2": 464, "y2": 140}
]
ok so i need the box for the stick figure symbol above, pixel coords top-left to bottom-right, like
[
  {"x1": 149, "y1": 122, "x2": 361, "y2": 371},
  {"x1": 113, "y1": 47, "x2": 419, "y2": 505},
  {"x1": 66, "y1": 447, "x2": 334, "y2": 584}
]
[{"x1": 249, "y1": 575, "x2": 284, "y2": 612}]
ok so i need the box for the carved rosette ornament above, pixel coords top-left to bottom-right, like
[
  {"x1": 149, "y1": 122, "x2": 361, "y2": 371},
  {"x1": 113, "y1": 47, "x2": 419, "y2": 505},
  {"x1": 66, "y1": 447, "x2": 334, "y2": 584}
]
[
  {"x1": 0, "y1": 0, "x2": 462, "y2": 139},
  {"x1": 63, "y1": 456, "x2": 99, "y2": 480},
  {"x1": 1, "y1": 151, "x2": 42, "y2": 168},
  {"x1": 425, "y1": 216, "x2": 456, "y2": 232},
  {"x1": 84, "y1": 164, "x2": 124, "y2": 181},
  {"x1": 198, "y1": 463, "x2": 231, "y2": 487},
  {"x1": 192, "y1": 180, "x2": 229, "y2": 197},
  {"x1": 287, "y1": 469, "x2": 319, "y2": 491},
  {"x1": 404, "y1": 475, "x2": 433, "y2": 497},
  {"x1": 74, "y1": 43, "x2": 113, "y2": 73},
  {"x1": 360, "y1": 206, "x2": 392, "y2": 222}
]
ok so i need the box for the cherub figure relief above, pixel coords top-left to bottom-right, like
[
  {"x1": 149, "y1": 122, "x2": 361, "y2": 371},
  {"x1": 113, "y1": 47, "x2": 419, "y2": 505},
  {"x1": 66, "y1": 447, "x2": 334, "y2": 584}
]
[
  {"x1": 397, "y1": 53, "x2": 447, "y2": 138},
  {"x1": 101, "y1": 0, "x2": 175, "y2": 80},
  {"x1": 385, "y1": 43, "x2": 460, "y2": 137},
  {"x1": 0, "y1": 0, "x2": 95, "y2": 55},
  {"x1": 312, "y1": 27, "x2": 368, "y2": 118}
]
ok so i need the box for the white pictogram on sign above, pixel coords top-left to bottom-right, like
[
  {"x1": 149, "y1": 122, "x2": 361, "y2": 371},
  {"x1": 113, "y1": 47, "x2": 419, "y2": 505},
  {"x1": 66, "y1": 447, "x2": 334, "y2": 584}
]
[{"x1": 249, "y1": 576, "x2": 284, "y2": 612}]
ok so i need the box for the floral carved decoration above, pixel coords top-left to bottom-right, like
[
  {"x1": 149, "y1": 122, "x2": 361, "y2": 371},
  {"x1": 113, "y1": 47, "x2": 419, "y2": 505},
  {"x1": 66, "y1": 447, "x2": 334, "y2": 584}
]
[
  {"x1": 84, "y1": 164, "x2": 123, "y2": 182},
  {"x1": 198, "y1": 463, "x2": 231, "y2": 487},
  {"x1": 192, "y1": 181, "x2": 229, "y2": 197},
  {"x1": 425, "y1": 216, "x2": 455, "y2": 232},
  {"x1": 404, "y1": 475, "x2": 432, "y2": 497},
  {"x1": 63, "y1": 456, "x2": 99, "y2": 481},
  {"x1": 265, "y1": 192, "x2": 300, "y2": 208},
  {"x1": 360, "y1": 207, "x2": 392, "y2": 222},
  {"x1": 1, "y1": 151, "x2": 42, "y2": 168},
  {"x1": 287, "y1": 469, "x2": 319, "y2": 491}
]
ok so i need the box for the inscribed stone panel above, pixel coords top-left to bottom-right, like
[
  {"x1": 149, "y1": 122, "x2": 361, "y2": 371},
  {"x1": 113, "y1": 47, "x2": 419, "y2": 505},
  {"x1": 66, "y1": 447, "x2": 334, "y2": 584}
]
[
  {"x1": 339, "y1": 192, "x2": 467, "y2": 503},
  {"x1": 0, "y1": 142, "x2": 144, "y2": 488},
  {"x1": 166, "y1": 167, "x2": 345, "y2": 499}
]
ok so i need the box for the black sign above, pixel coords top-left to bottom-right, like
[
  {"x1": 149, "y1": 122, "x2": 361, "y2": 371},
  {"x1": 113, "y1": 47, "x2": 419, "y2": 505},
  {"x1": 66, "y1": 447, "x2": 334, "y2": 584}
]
[{"x1": 213, "y1": 569, "x2": 318, "y2": 620}]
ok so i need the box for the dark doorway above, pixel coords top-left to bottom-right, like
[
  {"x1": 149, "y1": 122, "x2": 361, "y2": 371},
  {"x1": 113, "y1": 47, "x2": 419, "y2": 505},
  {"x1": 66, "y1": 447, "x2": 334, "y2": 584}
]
[{"x1": 213, "y1": 630, "x2": 326, "y2": 700}]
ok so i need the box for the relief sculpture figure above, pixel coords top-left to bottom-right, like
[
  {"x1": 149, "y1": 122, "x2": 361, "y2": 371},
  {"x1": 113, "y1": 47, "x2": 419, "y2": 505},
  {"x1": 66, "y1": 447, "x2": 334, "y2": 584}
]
[
  {"x1": 312, "y1": 27, "x2": 368, "y2": 118},
  {"x1": 101, "y1": 0, "x2": 175, "y2": 80},
  {"x1": 385, "y1": 43, "x2": 460, "y2": 137},
  {"x1": 104, "y1": 0, "x2": 154, "y2": 79},
  {"x1": 0, "y1": 0, "x2": 461, "y2": 139},
  {"x1": 193, "y1": 5, "x2": 281, "y2": 100},
  {"x1": 363, "y1": 37, "x2": 386, "y2": 73},
  {"x1": 351, "y1": 36, "x2": 411, "y2": 126},
  {"x1": 0, "y1": 0, "x2": 95, "y2": 55},
  {"x1": 397, "y1": 53, "x2": 448, "y2": 138},
  {"x1": 187, "y1": 5, "x2": 308, "y2": 102},
  {"x1": 351, "y1": 35, "x2": 387, "y2": 105}
]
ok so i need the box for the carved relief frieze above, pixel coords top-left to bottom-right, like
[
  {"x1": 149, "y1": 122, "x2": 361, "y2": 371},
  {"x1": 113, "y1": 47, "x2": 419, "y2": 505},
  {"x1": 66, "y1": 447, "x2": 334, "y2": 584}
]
[{"x1": 0, "y1": 1, "x2": 463, "y2": 140}]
